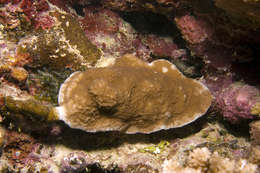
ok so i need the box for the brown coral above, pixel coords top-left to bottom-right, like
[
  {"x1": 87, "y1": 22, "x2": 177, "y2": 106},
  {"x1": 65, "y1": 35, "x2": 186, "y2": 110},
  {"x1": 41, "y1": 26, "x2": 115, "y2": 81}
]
[
  {"x1": 250, "y1": 120, "x2": 260, "y2": 145},
  {"x1": 51, "y1": 54, "x2": 212, "y2": 134}
]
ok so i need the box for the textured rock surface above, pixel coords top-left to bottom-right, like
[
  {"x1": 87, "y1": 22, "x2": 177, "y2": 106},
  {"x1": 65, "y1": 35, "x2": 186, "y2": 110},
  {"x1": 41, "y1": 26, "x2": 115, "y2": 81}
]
[
  {"x1": 54, "y1": 54, "x2": 212, "y2": 133},
  {"x1": 216, "y1": 83, "x2": 260, "y2": 123},
  {"x1": 19, "y1": 10, "x2": 101, "y2": 70},
  {"x1": 215, "y1": 0, "x2": 260, "y2": 29},
  {"x1": 163, "y1": 147, "x2": 257, "y2": 173}
]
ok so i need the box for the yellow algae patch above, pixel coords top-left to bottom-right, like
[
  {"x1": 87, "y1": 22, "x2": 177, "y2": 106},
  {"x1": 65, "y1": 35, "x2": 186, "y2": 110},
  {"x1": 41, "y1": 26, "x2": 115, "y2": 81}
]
[{"x1": 251, "y1": 102, "x2": 260, "y2": 116}]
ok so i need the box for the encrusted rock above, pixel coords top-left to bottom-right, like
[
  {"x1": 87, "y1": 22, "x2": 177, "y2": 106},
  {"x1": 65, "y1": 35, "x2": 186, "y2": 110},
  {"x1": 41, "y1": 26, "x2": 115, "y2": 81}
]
[
  {"x1": 216, "y1": 82, "x2": 260, "y2": 123},
  {"x1": 10, "y1": 67, "x2": 28, "y2": 82},
  {"x1": 249, "y1": 145, "x2": 260, "y2": 166},
  {"x1": 19, "y1": 10, "x2": 101, "y2": 70},
  {"x1": 51, "y1": 54, "x2": 212, "y2": 134},
  {"x1": 60, "y1": 152, "x2": 90, "y2": 173},
  {"x1": 163, "y1": 147, "x2": 258, "y2": 173}
]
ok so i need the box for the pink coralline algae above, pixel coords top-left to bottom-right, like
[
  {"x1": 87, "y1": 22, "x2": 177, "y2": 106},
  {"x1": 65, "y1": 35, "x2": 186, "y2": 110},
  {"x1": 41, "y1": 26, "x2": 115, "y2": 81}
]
[
  {"x1": 80, "y1": 7, "x2": 186, "y2": 61},
  {"x1": 143, "y1": 35, "x2": 186, "y2": 59},
  {"x1": 175, "y1": 15, "x2": 212, "y2": 45},
  {"x1": 80, "y1": 7, "x2": 151, "y2": 60},
  {"x1": 216, "y1": 83, "x2": 260, "y2": 124}
]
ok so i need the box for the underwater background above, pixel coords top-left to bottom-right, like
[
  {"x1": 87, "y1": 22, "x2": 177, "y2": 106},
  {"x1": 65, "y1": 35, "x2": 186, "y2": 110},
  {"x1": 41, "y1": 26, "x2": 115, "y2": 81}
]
[{"x1": 0, "y1": 0, "x2": 260, "y2": 172}]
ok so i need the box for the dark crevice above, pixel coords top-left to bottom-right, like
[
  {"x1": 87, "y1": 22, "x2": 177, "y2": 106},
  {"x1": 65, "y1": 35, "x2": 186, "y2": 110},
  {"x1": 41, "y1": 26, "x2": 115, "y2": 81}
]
[
  {"x1": 70, "y1": 1, "x2": 102, "y2": 16},
  {"x1": 231, "y1": 44, "x2": 260, "y2": 85},
  {"x1": 118, "y1": 11, "x2": 187, "y2": 49},
  {"x1": 71, "y1": 3, "x2": 85, "y2": 16}
]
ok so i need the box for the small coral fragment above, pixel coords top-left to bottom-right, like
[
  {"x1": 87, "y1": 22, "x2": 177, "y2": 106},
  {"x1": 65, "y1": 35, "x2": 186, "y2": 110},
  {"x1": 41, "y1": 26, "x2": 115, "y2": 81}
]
[
  {"x1": 163, "y1": 147, "x2": 258, "y2": 173},
  {"x1": 187, "y1": 147, "x2": 211, "y2": 171},
  {"x1": 5, "y1": 96, "x2": 52, "y2": 120},
  {"x1": 251, "y1": 102, "x2": 260, "y2": 116},
  {"x1": 10, "y1": 67, "x2": 28, "y2": 82},
  {"x1": 53, "y1": 54, "x2": 212, "y2": 134}
]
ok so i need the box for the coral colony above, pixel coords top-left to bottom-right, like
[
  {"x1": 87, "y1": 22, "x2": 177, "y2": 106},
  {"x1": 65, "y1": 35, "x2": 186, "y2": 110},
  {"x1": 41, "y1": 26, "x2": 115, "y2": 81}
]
[{"x1": 49, "y1": 54, "x2": 212, "y2": 133}]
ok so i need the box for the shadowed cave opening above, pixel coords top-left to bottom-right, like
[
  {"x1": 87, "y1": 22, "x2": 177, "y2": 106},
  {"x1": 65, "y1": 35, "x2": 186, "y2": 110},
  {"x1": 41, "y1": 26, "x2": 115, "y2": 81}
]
[{"x1": 118, "y1": 11, "x2": 187, "y2": 49}]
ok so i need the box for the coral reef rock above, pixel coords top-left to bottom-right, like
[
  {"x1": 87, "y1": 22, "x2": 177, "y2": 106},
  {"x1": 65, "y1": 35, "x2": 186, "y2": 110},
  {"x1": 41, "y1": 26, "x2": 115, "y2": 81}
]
[
  {"x1": 50, "y1": 54, "x2": 212, "y2": 134},
  {"x1": 19, "y1": 10, "x2": 101, "y2": 70},
  {"x1": 215, "y1": 0, "x2": 260, "y2": 29},
  {"x1": 163, "y1": 147, "x2": 258, "y2": 173},
  {"x1": 216, "y1": 82, "x2": 260, "y2": 123}
]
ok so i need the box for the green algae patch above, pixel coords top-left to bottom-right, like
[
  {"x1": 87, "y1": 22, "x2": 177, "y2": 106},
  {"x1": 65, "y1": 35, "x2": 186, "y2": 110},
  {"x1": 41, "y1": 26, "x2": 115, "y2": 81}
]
[
  {"x1": 26, "y1": 68, "x2": 73, "y2": 104},
  {"x1": 139, "y1": 140, "x2": 170, "y2": 155},
  {"x1": 21, "y1": 10, "x2": 101, "y2": 70}
]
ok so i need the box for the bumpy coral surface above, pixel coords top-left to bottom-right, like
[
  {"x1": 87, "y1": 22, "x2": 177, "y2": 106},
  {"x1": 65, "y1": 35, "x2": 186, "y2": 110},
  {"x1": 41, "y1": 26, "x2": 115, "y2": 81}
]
[{"x1": 53, "y1": 54, "x2": 212, "y2": 134}]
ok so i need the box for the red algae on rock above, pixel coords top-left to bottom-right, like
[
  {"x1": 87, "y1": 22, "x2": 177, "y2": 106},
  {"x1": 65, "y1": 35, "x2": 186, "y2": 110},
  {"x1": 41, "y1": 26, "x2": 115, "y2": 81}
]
[
  {"x1": 50, "y1": 54, "x2": 212, "y2": 134},
  {"x1": 216, "y1": 82, "x2": 260, "y2": 123},
  {"x1": 1, "y1": 130, "x2": 36, "y2": 170},
  {"x1": 175, "y1": 15, "x2": 212, "y2": 45},
  {"x1": 80, "y1": 7, "x2": 152, "y2": 61},
  {"x1": 143, "y1": 35, "x2": 186, "y2": 59}
]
